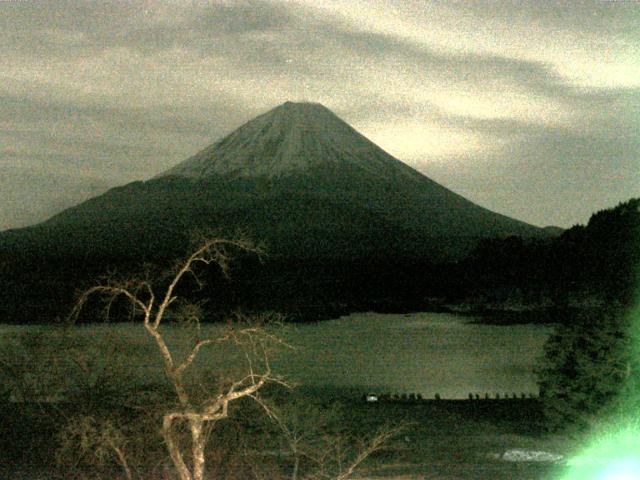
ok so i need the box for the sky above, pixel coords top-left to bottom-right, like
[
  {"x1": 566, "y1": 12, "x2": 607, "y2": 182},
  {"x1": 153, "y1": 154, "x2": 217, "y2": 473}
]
[{"x1": 1, "y1": 0, "x2": 638, "y2": 230}]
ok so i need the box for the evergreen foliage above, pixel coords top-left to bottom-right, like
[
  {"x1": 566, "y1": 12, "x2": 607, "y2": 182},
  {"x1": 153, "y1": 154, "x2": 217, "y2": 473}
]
[
  {"x1": 535, "y1": 308, "x2": 633, "y2": 430},
  {"x1": 533, "y1": 199, "x2": 639, "y2": 430},
  {"x1": 459, "y1": 198, "x2": 640, "y2": 311}
]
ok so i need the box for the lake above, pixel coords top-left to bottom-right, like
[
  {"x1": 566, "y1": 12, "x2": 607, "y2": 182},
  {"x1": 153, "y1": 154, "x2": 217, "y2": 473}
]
[
  {"x1": 274, "y1": 312, "x2": 553, "y2": 399},
  {"x1": 1, "y1": 312, "x2": 553, "y2": 401}
]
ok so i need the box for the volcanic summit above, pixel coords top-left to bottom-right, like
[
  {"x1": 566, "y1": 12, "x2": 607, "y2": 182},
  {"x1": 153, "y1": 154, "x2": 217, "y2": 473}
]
[
  {"x1": 150, "y1": 101, "x2": 541, "y2": 242},
  {"x1": 158, "y1": 101, "x2": 422, "y2": 181}
]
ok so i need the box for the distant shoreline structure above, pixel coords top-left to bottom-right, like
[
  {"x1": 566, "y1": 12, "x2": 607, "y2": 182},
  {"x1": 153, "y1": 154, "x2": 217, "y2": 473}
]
[{"x1": 363, "y1": 392, "x2": 539, "y2": 403}]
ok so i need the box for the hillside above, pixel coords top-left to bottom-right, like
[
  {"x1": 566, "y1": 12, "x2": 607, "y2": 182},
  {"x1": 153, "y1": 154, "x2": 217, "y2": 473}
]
[
  {"x1": 454, "y1": 198, "x2": 640, "y2": 312},
  {"x1": 32, "y1": 102, "x2": 541, "y2": 255},
  {"x1": 0, "y1": 102, "x2": 547, "y2": 322}
]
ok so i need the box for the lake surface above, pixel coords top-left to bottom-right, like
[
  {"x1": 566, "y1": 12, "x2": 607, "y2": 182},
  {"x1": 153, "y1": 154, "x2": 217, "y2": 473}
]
[
  {"x1": 274, "y1": 312, "x2": 553, "y2": 399},
  {"x1": 0, "y1": 312, "x2": 553, "y2": 401}
]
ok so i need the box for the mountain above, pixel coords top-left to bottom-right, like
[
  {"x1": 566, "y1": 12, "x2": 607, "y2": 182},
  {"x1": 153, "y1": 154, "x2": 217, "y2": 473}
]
[
  {"x1": 158, "y1": 101, "x2": 430, "y2": 180},
  {"x1": 46, "y1": 101, "x2": 540, "y2": 244},
  {"x1": 541, "y1": 226, "x2": 565, "y2": 236},
  {"x1": 0, "y1": 101, "x2": 547, "y2": 322}
]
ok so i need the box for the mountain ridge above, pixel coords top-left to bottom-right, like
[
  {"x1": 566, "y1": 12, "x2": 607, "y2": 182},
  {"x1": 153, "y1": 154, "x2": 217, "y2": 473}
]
[{"x1": 148, "y1": 101, "x2": 542, "y2": 240}]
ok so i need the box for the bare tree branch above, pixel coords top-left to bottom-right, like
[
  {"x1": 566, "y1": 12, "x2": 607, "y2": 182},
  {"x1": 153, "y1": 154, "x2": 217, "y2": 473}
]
[
  {"x1": 67, "y1": 233, "x2": 278, "y2": 480},
  {"x1": 333, "y1": 425, "x2": 405, "y2": 480}
]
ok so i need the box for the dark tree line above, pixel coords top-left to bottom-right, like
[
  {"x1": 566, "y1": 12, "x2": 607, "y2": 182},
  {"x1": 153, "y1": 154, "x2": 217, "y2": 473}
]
[
  {"x1": 535, "y1": 307, "x2": 637, "y2": 430},
  {"x1": 1, "y1": 198, "x2": 637, "y2": 324},
  {"x1": 456, "y1": 198, "x2": 640, "y2": 314},
  {"x1": 531, "y1": 199, "x2": 639, "y2": 430}
]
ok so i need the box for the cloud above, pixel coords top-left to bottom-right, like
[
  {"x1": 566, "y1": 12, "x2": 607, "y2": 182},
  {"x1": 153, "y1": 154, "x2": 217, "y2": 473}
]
[
  {"x1": 0, "y1": 0, "x2": 638, "y2": 229},
  {"x1": 0, "y1": 163, "x2": 112, "y2": 230},
  {"x1": 416, "y1": 87, "x2": 640, "y2": 227},
  {"x1": 303, "y1": 0, "x2": 640, "y2": 89}
]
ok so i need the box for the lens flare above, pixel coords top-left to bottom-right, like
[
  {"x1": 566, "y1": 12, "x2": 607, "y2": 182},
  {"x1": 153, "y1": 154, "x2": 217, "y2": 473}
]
[
  {"x1": 558, "y1": 299, "x2": 640, "y2": 480},
  {"x1": 597, "y1": 460, "x2": 640, "y2": 480},
  {"x1": 558, "y1": 423, "x2": 640, "y2": 479}
]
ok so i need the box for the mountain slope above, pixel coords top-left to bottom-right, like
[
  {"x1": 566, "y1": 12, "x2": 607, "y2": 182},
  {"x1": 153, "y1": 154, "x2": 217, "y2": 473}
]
[
  {"x1": 46, "y1": 101, "x2": 540, "y2": 244},
  {"x1": 0, "y1": 101, "x2": 546, "y2": 322}
]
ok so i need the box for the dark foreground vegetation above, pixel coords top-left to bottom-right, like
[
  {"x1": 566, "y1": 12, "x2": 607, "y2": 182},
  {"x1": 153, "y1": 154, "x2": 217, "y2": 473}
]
[
  {"x1": 0, "y1": 317, "x2": 631, "y2": 480},
  {"x1": 1, "y1": 198, "x2": 638, "y2": 324},
  {"x1": 0, "y1": 316, "x2": 562, "y2": 480},
  {"x1": 0, "y1": 382, "x2": 565, "y2": 480}
]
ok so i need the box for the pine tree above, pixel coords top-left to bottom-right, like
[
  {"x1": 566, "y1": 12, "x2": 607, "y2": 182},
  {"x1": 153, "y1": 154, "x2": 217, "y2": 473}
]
[{"x1": 536, "y1": 308, "x2": 635, "y2": 430}]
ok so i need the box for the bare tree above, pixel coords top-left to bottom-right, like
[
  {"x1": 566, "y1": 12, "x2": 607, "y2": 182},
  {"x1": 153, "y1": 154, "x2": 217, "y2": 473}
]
[
  {"x1": 269, "y1": 398, "x2": 405, "y2": 480},
  {"x1": 69, "y1": 234, "x2": 288, "y2": 480},
  {"x1": 317, "y1": 425, "x2": 404, "y2": 480},
  {"x1": 57, "y1": 415, "x2": 133, "y2": 480}
]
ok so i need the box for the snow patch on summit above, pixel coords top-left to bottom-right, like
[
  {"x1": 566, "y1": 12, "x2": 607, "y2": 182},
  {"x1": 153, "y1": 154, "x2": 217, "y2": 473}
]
[{"x1": 156, "y1": 102, "x2": 422, "y2": 181}]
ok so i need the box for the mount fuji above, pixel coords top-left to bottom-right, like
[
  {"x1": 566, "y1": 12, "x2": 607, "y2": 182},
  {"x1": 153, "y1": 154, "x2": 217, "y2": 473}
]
[{"x1": 0, "y1": 101, "x2": 545, "y2": 321}]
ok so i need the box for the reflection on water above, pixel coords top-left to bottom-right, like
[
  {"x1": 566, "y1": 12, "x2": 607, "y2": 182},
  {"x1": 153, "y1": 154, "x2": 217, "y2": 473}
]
[{"x1": 274, "y1": 312, "x2": 553, "y2": 399}]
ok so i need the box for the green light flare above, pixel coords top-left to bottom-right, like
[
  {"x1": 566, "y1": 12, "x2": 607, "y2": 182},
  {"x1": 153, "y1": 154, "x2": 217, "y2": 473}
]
[
  {"x1": 595, "y1": 460, "x2": 640, "y2": 480},
  {"x1": 558, "y1": 425, "x2": 640, "y2": 480},
  {"x1": 558, "y1": 301, "x2": 640, "y2": 480}
]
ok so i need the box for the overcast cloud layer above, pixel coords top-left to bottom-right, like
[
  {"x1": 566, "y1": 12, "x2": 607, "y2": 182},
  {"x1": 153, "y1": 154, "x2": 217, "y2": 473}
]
[{"x1": 1, "y1": 0, "x2": 638, "y2": 230}]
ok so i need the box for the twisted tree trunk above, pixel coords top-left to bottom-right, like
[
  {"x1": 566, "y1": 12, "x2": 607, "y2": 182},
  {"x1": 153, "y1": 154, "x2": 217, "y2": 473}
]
[
  {"x1": 163, "y1": 415, "x2": 193, "y2": 480},
  {"x1": 191, "y1": 417, "x2": 206, "y2": 480}
]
